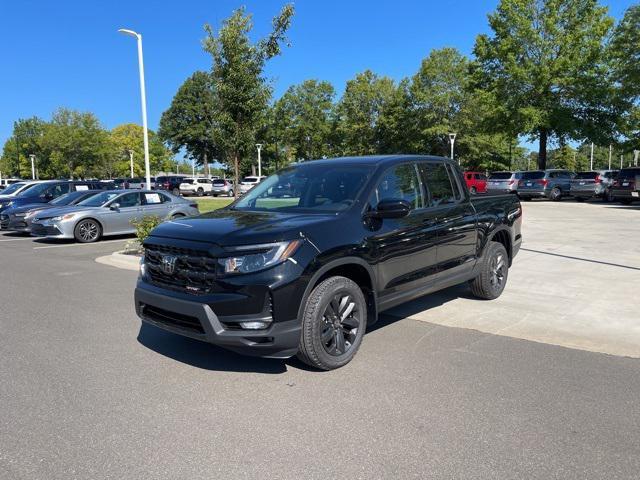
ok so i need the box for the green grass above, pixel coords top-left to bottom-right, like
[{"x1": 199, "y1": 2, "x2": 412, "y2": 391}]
[{"x1": 194, "y1": 197, "x2": 234, "y2": 213}]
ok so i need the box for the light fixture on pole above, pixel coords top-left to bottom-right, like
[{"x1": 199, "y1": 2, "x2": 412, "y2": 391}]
[
  {"x1": 448, "y1": 133, "x2": 457, "y2": 163},
  {"x1": 29, "y1": 154, "x2": 36, "y2": 180},
  {"x1": 255, "y1": 144, "x2": 263, "y2": 177},
  {"x1": 118, "y1": 28, "x2": 151, "y2": 190},
  {"x1": 128, "y1": 150, "x2": 134, "y2": 178}
]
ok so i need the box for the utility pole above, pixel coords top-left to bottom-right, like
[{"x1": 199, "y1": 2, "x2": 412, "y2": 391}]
[
  {"x1": 449, "y1": 133, "x2": 457, "y2": 163},
  {"x1": 590, "y1": 142, "x2": 594, "y2": 170},
  {"x1": 129, "y1": 150, "x2": 134, "y2": 178},
  {"x1": 256, "y1": 144, "x2": 263, "y2": 177},
  {"x1": 620, "y1": 155, "x2": 623, "y2": 169},
  {"x1": 634, "y1": 150, "x2": 639, "y2": 167},
  {"x1": 608, "y1": 144, "x2": 612, "y2": 170},
  {"x1": 29, "y1": 154, "x2": 36, "y2": 180}
]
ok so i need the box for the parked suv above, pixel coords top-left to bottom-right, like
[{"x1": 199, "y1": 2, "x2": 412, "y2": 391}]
[
  {"x1": 0, "y1": 180, "x2": 104, "y2": 213},
  {"x1": 611, "y1": 167, "x2": 640, "y2": 204},
  {"x1": 135, "y1": 155, "x2": 522, "y2": 370},
  {"x1": 486, "y1": 171, "x2": 523, "y2": 195},
  {"x1": 517, "y1": 169, "x2": 574, "y2": 201},
  {"x1": 156, "y1": 176, "x2": 188, "y2": 196},
  {"x1": 570, "y1": 170, "x2": 618, "y2": 202},
  {"x1": 239, "y1": 176, "x2": 266, "y2": 194},
  {"x1": 211, "y1": 179, "x2": 235, "y2": 197},
  {"x1": 179, "y1": 178, "x2": 213, "y2": 196},
  {"x1": 463, "y1": 171, "x2": 487, "y2": 194}
]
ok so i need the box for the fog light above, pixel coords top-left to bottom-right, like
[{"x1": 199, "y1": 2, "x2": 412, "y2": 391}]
[{"x1": 239, "y1": 321, "x2": 269, "y2": 330}]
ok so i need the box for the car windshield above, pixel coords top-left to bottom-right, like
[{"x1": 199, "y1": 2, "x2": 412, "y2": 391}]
[
  {"x1": 1, "y1": 182, "x2": 27, "y2": 195},
  {"x1": 574, "y1": 172, "x2": 598, "y2": 179},
  {"x1": 50, "y1": 191, "x2": 97, "y2": 205},
  {"x1": 233, "y1": 163, "x2": 371, "y2": 213},
  {"x1": 521, "y1": 171, "x2": 545, "y2": 180},
  {"x1": 489, "y1": 172, "x2": 513, "y2": 180},
  {"x1": 76, "y1": 191, "x2": 120, "y2": 207}
]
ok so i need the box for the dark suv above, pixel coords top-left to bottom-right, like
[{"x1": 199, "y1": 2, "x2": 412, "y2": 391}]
[
  {"x1": 517, "y1": 169, "x2": 575, "y2": 201},
  {"x1": 135, "y1": 155, "x2": 522, "y2": 370},
  {"x1": 156, "y1": 176, "x2": 188, "y2": 196},
  {"x1": 611, "y1": 167, "x2": 640, "y2": 204},
  {"x1": 0, "y1": 180, "x2": 105, "y2": 213}
]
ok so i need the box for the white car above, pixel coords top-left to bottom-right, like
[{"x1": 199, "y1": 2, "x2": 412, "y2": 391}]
[
  {"x1": 239, "y1": 176, "x2": 266, "y2": 194},
  {"x1": 179, "y1": 178, "x2": 213, "y2": 196}
]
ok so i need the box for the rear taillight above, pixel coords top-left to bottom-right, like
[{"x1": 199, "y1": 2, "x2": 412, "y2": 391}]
[
  {"x1": 508, "y1": 180, "x2": 515, "y2": 185},
  {"x1": 595, "y1": 175, "x2": 601, "y2": 184},
  {"x1": 536, "y1": 179, "x2": 548, "y2": 186}
]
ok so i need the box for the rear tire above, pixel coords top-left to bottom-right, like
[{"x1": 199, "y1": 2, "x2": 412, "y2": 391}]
[
  {"x1": 227, "y1": 189, "x2": 234, "y2": 197},
  {"x1": 297, "y1": 276, "x2": 367, "y2": 371},
  {"x1": 74, "y1": 219, "x2": 101, "y2": 243},
  {"x1": 172, "y1": 188, "x2": 180, "y2": 196},
  {"x1": 197, "y1": 187, "x2": 204, "y2": 197},
  {"x1": 550, "y1": 187, "x2": 562, "y2": 201},
  {"x1": 470, "y1": 186, "x2": 477, "y2": 195},
  {"x1": 470, "y1": 242, "x2": 509, "y2": 300}
]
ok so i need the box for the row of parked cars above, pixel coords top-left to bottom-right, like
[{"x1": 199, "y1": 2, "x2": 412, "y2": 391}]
[
  {"x1": 0, "y1": 179, "x2": 199, "y2": 243},
  {"x1": 109, "y1": 175, "x2": 266, "y2": 197},
  {"x1": 463, "y1": 168, "x2": 640, "y2": 203}
]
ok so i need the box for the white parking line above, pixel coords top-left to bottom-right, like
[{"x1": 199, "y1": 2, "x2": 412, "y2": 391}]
[
  {"x1": 33, "y1": 239, "x2": 130, "y2": 250},
  {"x1": 0, "y1": 237, "x2": 34, "y2": 242}
]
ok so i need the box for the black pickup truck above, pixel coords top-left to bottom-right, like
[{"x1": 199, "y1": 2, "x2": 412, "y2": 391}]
[{"x1": 135, "y1": 155, "x2": 522, "y2": 370}]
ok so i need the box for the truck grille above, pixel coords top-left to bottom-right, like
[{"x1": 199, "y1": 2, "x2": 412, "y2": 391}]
[
  {"x1": 141, "y1": 304, "x2": 205, "y2": 334},
  {"x1": 144, "y1": 243, "x2": 218, "y2": 295}
]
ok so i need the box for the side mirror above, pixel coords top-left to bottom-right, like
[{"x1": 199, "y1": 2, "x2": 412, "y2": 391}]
[
  {"x1": 109, "y1": 203, "x2": 120, "y2": 211},
  {"x1": 369, "y1": 199, "x2": 411, "y2": 219}
]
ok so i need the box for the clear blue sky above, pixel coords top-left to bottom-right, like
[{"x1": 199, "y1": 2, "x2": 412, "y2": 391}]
[{"x1": 0, "y1": 0, "x2": 633, "y2": 151}]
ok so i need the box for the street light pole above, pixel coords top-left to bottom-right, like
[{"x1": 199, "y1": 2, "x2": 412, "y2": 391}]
[
  {"x1": 29, "y1": 154, "x2": 35, "y2": 180},
  {"x1": 609, "y1": 144, "x2": 612, "y2": 170},
  {"x1": 118, "y1": 28, "x2": 151, "y2": 190},
  {"x1": 128, "y1": 150, "x2": 134, "y2": 178},
  {"x1": 449, "y1": 133, "x2": 457, "y2": 164},
  {"x1": 590, "y1": 142, "x2": 594, "y2": 170},
  {"x1": 255, "y1": 144, "x2": 263, "y2": 177}
]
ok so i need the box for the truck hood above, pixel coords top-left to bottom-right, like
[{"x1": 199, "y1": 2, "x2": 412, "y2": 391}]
[{"x1": 149, "y1": 208, "x2": 337, "y2": 246}]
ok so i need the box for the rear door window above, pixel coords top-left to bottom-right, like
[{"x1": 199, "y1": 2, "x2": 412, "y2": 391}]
[{"x1": 419, "y1": 163, "x2": 457, "y2": 207}]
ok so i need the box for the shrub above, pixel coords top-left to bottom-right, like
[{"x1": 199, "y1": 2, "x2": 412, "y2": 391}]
[{"x1": 131, "y1": 215, "x2": 162, "y2": 245}]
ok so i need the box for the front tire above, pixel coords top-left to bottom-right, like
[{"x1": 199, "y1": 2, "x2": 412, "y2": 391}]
[
  {"x1": 74, "y1": 219, "x2": 101, "y2": 243},
  {"x1": 297, "y1": 276, "x2": 367, "y2": 370},
  {"x1": 172, "y1": 188, "x2": 180, "y2": 196},
  {"x1": 470, "y1": 242, "x2": 509, "y2": 300}
]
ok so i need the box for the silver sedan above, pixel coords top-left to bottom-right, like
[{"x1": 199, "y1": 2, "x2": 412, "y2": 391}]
[{"x1": 30, "y1": 190, "x2": 200, "y2": 243}]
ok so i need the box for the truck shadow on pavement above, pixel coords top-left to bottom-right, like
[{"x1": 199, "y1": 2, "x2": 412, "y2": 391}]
[{"x1": 136, "y1": 284, "x2": 474, "y2": 374}]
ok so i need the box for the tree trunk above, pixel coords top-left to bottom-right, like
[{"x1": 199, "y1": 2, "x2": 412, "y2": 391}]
[
  {"x1": 203, "y1": 151, "x2": 209, "y2": 178},
  {"x1": 234, "y1": 152, "x2": 239, "y2": 199},
  {"x1": 538, "y1": 128, "x2": 548, "y2": 170}
]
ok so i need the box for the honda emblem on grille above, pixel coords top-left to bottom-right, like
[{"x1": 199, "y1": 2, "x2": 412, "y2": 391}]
[{"x1": 161, "y1": 255, "x2": 178, "y2": 275}]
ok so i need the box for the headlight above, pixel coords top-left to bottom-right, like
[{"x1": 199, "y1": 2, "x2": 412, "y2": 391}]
[
  {"x1": 24, "y1": 211, "x2": 37, "y2": 219},
  {"x1": 139, "y1": 257, "x2": 147, "y2": 279},
  {"x1": 15, "y1": 212, "x2": 26, "y2": 218},
  {"x1": 219, "y1": 240, "x2": 301, "y2": 274},
  {"x1": 51, "y1": 213, "x2": 78, "y2": 221}
]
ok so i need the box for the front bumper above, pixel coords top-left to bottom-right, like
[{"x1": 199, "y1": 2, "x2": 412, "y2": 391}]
[
  {"x1": 6, "y1": 216, "x2": 32, "y2": 232},
  {"x1": 135, "y1": 282, "x2": 301, "y2": 358},
  {"x1": 30, "y1": 220, "x2": 74, "y2": 239}
]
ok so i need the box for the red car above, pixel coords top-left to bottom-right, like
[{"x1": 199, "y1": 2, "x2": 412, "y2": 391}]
[{"x1": 463, "y1": 171, "x2": 487, "y2": 194}]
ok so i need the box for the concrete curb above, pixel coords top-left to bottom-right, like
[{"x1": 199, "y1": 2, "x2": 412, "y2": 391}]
[{"x1": 95, "y1": 251, "x2": 140, "y2": 271}]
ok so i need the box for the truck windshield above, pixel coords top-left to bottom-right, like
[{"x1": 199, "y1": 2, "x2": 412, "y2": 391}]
[{"x1": 233, "y1": 164, "x2": 371, "y2": 213}]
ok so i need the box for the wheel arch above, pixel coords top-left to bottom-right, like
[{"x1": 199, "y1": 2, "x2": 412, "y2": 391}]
[
  {"x1": 298, "y1": 257, "x2": 378, "y2": 326},
  {"x1": 487, "y1": 227, "x2": 512, "y2": 266}
]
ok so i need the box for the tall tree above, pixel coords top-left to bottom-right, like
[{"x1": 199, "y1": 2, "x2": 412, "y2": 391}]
[
  {"x1": 273, "y1": 79, "x2": 335, "y2": 160},
  {"x1": 474, "y1": 0, "x2": 614, "y2": 169},
  {"x1": 158, "y1": 71, "x2": 217, "y2": 176},
  {"x1": 335, "y1": 70, "x2": 396, "y2": 155},
  {"x1": 202, "y1": 4, "x2": 294, "y2": 195},
  {"x1": 1, "y1": 117, "x2": 47, "y2": 177},
  {"x1": 109, "y1": 124, "x2": 173, "y2": 178},
  {"x1": 39, "y1": 108, "x2": 110, "y2": 179}
]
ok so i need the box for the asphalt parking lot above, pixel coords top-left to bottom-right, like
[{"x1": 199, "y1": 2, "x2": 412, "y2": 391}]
[{"x1": 1, "y1": 200, "x2": 639, "y2": 479}]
